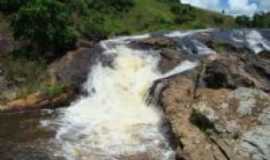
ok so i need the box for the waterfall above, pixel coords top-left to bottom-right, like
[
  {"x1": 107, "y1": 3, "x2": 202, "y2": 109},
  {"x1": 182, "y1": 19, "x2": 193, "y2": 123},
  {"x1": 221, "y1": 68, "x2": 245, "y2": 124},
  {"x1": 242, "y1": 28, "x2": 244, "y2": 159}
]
[{"x1": 54, "y1": 37, "x2": 180, "y2": 160}]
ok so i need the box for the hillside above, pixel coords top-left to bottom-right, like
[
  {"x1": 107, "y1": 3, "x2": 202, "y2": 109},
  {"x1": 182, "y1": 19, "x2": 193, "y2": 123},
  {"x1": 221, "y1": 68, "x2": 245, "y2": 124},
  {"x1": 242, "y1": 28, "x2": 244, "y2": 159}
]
[
  {"x1": 0, "y1": 0, "x2": 236, "y2": 103},
  {"x1": 101, "y1": 0, "x2": 235, "y2": 34},
  {"x1": 1, "y1": 1, "x2": 270, "y2": 160},
  {"x1": 76, "y1": 0, "x2": 236, "y2": 37},
  {"x1": 0, "y1": 0, "x2": 236, "y2": 38}
]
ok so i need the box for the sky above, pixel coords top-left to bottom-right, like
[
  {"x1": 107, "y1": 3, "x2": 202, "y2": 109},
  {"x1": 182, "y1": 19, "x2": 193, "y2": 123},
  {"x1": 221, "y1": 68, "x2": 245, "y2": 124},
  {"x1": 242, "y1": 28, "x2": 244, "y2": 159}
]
[{"x1": 181, "y1": 0, "x2": 270, "y2": 17}]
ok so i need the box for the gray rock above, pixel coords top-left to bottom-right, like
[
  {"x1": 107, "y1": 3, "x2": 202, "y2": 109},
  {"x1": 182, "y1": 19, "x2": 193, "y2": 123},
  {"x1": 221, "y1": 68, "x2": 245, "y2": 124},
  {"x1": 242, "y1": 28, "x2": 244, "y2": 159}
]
[
  {"x1": 241, "y1": 126, "x2": 270, "y2": 160},
  {"x1": 232, "y1": 88, "x2": 269, "y2": 116},
  {"x1": 48, "y1": 46, "x2": 104, "y2": 89},
  {"x1": 258, "y1": 108, "x2": 270, "y2": 125}
]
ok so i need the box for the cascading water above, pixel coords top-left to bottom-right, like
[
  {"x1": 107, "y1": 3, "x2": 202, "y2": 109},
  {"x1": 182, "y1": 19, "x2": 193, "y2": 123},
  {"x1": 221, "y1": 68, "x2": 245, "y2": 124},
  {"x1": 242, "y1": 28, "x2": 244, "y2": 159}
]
[
  {"x1": 2, "y1": 29, "x2": 270, "y2": 160},
  {"x1": 52, "y1": 35, "x2": 196, "y2": 160}
]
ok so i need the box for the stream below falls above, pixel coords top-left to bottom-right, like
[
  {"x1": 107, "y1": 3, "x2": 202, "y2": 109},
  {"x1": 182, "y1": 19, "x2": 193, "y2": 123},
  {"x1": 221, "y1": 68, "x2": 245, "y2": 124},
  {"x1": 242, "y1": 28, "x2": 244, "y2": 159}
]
[
  {"x1": 0, "y1": 34, "x2": 197, "y2": 160},
  {"x1": 2, "y1": 29, "x2": 269, "y2": 160}
]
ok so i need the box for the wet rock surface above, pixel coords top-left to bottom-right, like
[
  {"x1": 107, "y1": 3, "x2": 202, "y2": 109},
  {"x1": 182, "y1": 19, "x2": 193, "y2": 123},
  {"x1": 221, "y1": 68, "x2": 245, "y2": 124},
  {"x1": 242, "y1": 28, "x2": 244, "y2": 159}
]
[
  {"x1": 48, "y1": 47, "x2": 103, "y2": 89},
  {"x1": 144, "y1": 29, "x2": 270, "y2": 160},
  {"x1": 0, "y1": 33, "x2": 13, "y2": 56},
  {"x1": 1, "y1": 29, "x2": 270, "y2": 160},
  {"x1": 4, "y1": 89, "x2": 75, "y2": 111}
]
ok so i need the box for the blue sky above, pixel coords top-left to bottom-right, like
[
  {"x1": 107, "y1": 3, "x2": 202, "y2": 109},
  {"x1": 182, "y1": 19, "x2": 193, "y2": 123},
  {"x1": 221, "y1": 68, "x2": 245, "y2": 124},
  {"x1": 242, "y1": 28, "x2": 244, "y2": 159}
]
[{"x1": 181, "y1": 0, "x2": 270, "y2": 16}]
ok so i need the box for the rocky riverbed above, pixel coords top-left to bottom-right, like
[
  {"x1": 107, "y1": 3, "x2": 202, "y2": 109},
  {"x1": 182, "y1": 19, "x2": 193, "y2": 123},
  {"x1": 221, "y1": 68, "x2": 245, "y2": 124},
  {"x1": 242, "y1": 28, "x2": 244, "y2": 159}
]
[{"x1": 0, "y1": 29, "x2": 270, "y2": 160}]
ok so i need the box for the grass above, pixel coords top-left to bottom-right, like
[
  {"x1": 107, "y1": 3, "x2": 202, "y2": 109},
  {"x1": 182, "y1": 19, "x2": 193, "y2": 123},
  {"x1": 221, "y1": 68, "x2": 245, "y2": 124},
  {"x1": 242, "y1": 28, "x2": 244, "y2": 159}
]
[
  {"x1": 0, "y1": 55, "x2": 48, "y2": 100},
  {"x1": 0, "y1": 13, "x2": 9, "y2": 33},
  {"x1": 0, "y1": 13, "x2": 67, "y2": 101},
  {"x1": 0, "y1": 1, "x2": 237, "y2": 102},
  {"x1": 79, "y1": 0, "x2": 236, "y2": 37},
  {"x1": 41, "y1": 84, "x2": 65, "y2": 97},
  {"x1": 0, "y1": 54, "x2": 66, "y2": 101}
]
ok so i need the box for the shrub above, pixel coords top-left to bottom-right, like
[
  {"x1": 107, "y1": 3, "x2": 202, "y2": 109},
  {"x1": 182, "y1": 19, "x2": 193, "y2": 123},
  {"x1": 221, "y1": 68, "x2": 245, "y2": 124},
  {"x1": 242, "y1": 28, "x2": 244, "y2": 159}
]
[
  {"x1": 172, "y1": 5, "x2": 195, "y2": 24},
  {"x1": 213, "y1": 16, "x2": 224, "y2": 25},
  {"x1": 0, "y1": 0, "x2": 30, "y2": 12},
  {"x1": 253, "y1": 12, "x2": 270, "y2": 28},
  {"x1": 191, "y1": 21, "x2": 206, "y2": 29},
  {"x1": 79, "y1": 16, "x2": 109, "y2": 41},
  {"x1": 87, "y1": 0, "x2": 135, "y2": 13},
  {"x1": 11, "y1": 0, "x2": 77, "y2": 54},
  {"x1": 235, "y1": 15, "x2": 251, "y2": 27},
  {"x1": 41, "y1": 84, "x2": 65, "y2": 97}
]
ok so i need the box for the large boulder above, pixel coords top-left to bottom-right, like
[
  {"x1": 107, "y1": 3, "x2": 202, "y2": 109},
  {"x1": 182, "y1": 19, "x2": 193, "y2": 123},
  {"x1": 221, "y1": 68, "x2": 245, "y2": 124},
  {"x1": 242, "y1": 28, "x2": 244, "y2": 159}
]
[
  {"x1": 0, "y1": 32, "x2": 14, "y2": 56},
  {"x1": 155, "y1": 71, "x2": 270, "y2": 160},
  {"x1": 48, "y1": 46, "x2": 103, "y2": 89},
  {"x1": 3, "y1": 89, "x2": 75, "y2": 111},
  {"x1": 199, "y1": 51, "x2": 270, "y2": 92}
]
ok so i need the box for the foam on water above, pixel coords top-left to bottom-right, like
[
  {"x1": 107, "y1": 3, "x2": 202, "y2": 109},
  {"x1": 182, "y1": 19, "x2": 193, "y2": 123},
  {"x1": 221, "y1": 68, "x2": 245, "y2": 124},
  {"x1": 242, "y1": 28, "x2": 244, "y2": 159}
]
[
  {"x1": 161, "y1": 60, "x2": 198, "y2": 79},
  {"x1": 232, "y1": 30, "x2": 270, "y2": 54},
  {"x1": 54, "y1": 43, "x2": 181, "y2": 160},
  {"x1": 245, "y1": 30, "x2": 270, "y2": 54},
  {"x1": 165, "y1": 29, "x2": 213, "y2": 38},
  {"x1": 35, "y1": 30, "x2": 208, "y2": 160}
]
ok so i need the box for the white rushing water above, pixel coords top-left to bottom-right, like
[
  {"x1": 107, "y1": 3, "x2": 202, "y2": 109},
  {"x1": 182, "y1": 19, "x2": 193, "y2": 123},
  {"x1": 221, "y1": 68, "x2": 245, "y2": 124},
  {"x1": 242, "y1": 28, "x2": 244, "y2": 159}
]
[
  {"x1": 54, "y1": 38, "x2": 183, "y2": 160},
  {"x1": 37, "y1": 32, "x2": 200, "y2": 160},
  {"x1": 232, "y1": 30, "x2": 270, "y2": 54}
]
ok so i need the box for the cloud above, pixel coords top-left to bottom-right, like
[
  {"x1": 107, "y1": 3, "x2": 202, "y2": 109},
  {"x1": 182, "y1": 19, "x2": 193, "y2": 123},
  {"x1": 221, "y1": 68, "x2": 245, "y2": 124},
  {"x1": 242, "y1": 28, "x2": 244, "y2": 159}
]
[
  {"x1": 181, "y1": 0, "x2": 221, "y2": 11},
  {"x1": 180, "y1": 0, "x2": 270, "y2": 16},
  {"x1": 227, "y1": 0, "x2": 258, "y2": 16},
  {"x1": 256, "y1": 0, "x2": 270, "y2": 12}
]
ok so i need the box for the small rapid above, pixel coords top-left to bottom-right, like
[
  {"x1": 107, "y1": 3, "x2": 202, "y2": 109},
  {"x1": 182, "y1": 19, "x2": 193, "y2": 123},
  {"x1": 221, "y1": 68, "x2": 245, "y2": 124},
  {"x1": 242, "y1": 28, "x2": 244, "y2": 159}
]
[
  {"x1": 2, "y1": 29, "x2": 269, "y2": 160},
  {"x1": 53, "y1": 35, "x2": 195, "y2": 160},
  {"x1": 49, "y1": 29, "x2": 270, "y2": 160}
]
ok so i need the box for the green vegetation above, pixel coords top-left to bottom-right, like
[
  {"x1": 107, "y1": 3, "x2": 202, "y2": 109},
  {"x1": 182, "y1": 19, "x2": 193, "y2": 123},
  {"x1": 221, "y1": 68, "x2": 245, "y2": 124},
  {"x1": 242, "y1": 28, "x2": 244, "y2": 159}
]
[
  {"x1": 235, "y1": 12, "x2": 270, "y2": 28},
  {"x1": 0, "y1": 0, "x2": 29, "y2": 12},
  {"x1": 11, "y1": 0, "x2": 77, "y2": 54},
  {"x1": 253, "y1": 12, "x2": 270, "y2": 28},
  {"x1": 235, "y1": 15, "x2": 252, "y2": 27},
  {"x1": 0, "y1": 0, "x2": 237, "y2": 101},
  {"x1": 41, "y1": 84, "x2": 66, "y2": 97},
  {"x1": 76, "y1": 0, "x2": 235, "y2": 35},
  {"x1": 0, "y1": 54, "x2": 48, "y2": 100},
  {"x1": 0, "y1": 53, "x2": 65, "y2": 100},
  {"x1": 1, "y1": 0, "x2": 236, "y2": 56}
]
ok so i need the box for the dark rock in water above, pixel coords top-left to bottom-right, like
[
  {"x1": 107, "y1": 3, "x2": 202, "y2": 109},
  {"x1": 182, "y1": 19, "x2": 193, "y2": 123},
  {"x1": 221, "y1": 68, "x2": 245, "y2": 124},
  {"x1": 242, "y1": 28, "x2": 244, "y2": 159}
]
[
  {"x1": 145, "y1": 29, "x2": 270, "y2": 160},
  {"x1": 48, "y1": 46, "x2": 103, "y2": 89},
  {"x1": 158, "y1": 49, "x2": 188, "y2": 73},
  {"x1": 0, "y1": 33, "x2": 13, "y2": 55},
  {"x1": 202, "y1": 59, "x2": 255, "y2": 89},
  {"x1": 129, "y1": 36, "x2": 177, "y2": 50}
]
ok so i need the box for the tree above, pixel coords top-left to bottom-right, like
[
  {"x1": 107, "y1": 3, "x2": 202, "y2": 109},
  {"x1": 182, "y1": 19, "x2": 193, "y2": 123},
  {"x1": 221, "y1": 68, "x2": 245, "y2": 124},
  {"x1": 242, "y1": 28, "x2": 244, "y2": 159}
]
[
  {"x1": 171, "y1": 4, "x2": 195, "y2": 24},
  {"x1": 11, "y1": 0, "x2": 77, "y2": 55},
  {"x1": 213, "y1": 16, "x2": 224, "y2": 25},
  {"x1": 235, "y1": 15, "x2": 251, "y2": 27},
  {"x1": 253, "y1": 12, "x2": 270, "y2": 28},
  {"x1": 0, "y1": 0, "x2": 30, "y2": 12},
  {"x1": 86, "y1": 0, "x2": 135, "y2": 13}
]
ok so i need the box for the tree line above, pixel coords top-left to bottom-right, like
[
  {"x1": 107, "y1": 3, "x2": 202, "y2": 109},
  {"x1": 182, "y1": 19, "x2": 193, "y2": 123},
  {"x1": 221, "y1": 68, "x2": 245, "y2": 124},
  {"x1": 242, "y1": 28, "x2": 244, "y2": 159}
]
[
  {"x1": 235, "y1": 12, "x2": 270, "y2": 28},
  {"x1": 0, "y1": 0, "x2": 135, "y2": 56}
]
